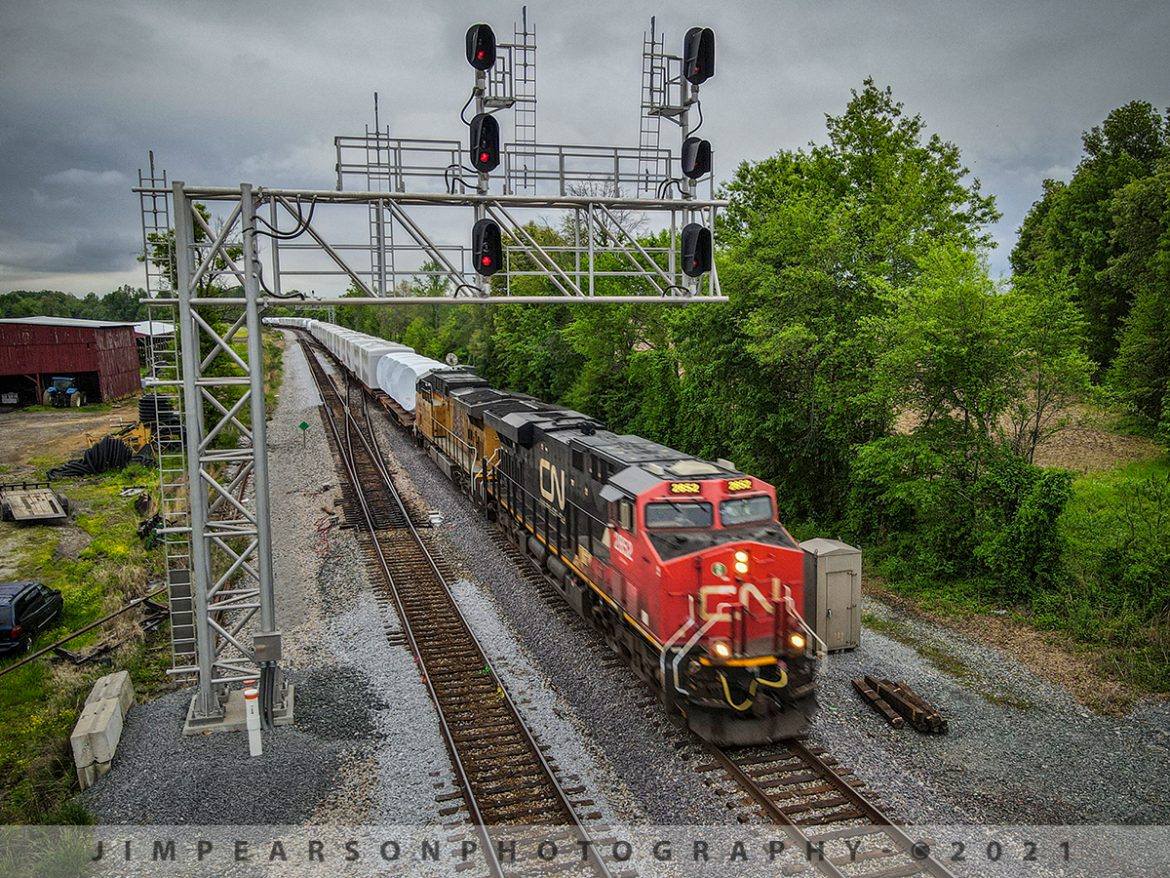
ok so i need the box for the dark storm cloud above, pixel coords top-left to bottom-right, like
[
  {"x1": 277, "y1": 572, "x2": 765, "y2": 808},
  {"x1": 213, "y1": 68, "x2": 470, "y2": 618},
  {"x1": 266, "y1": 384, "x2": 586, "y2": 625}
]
[{"x1": 1, "y1": 0, "x2": 1167, "y2": 292}]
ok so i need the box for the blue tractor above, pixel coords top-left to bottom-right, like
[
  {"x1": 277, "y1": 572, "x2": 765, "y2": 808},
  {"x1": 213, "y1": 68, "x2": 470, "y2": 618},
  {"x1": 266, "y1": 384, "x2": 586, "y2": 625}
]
[{"x1": 42, "y1": 376, "x2": 85, "y2": 408}]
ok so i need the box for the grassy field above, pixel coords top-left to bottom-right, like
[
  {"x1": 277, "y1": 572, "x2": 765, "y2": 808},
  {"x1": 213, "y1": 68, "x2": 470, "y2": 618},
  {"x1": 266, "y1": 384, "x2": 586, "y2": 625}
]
[
  {"x1": 869, "y1": 444, "x2": 1170, "y2": 703},
  {"x1": 0, "y1": 463, "x2": 172, "y2": 823},
  {"x1": 0, "y1": 326, "x2": 286, "y2": 825},
  {"x1": 1048, "y1": 456, "x2": 1170, "y2": 691}
]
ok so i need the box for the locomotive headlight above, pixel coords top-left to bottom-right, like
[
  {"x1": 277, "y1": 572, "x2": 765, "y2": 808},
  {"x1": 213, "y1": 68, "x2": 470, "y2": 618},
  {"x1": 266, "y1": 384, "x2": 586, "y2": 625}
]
[
  {"x1": 711, "y1": 640, "x2": 732, "y2": 660},
  {"x1": 733, "y1": 550, "x2": 749, "y2": 574},
  {"x1": 789, "y1": 633, "x2": 807, "y2": 651},
  {"x1": 734, "y1": 550, "x2": 749, "y2": 563}
]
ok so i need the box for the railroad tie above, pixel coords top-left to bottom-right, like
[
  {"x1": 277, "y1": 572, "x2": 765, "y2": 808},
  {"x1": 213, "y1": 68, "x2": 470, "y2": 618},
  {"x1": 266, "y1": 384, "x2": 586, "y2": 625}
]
[
  {"x1": 852, "y1": 678, "x2": 904, "y2": 728},
  {"x1": 864, "y1": 676, "x2": 948, "y2": 734}
]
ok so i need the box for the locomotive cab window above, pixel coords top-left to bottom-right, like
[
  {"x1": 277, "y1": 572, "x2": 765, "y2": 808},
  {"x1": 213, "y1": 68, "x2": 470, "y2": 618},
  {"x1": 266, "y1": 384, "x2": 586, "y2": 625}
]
[
  {"x1": 720, "y1": 494, "x2": 774, "y2": 526},
  {"x1": 644, "y1": 501, "x2": 713, "y2": 530},
  {"x1": 618, "y1": 499, "x2": 635, "y2": 532}
]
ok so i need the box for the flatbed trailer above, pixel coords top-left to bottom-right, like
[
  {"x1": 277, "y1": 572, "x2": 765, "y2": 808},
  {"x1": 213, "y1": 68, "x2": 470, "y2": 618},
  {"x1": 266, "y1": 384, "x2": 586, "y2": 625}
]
[{"x1": 0, "y1": 482, "x2": 69, "y2": 522}]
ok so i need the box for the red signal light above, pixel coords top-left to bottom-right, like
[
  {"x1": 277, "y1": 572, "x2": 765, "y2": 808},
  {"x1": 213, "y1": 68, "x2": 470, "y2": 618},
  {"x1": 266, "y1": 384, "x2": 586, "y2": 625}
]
[
  {"x1": 473, "y1": 218, "x2": 503, "y2": 277},
  {"x1": 469, "y1": 113, "x2": 500, "y2": 172},
  {"x1": 466, "y1": 24, "x2": 497, "y2": 70}
]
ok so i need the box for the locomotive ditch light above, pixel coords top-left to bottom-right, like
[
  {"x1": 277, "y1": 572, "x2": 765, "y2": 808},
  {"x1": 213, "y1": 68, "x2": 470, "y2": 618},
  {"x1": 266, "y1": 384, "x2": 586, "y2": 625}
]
[
  {"x1": 683, "y1": 26, "x2": 715, "y2": 85},
  {"x1": 711, "y1": 640, "x2": 732, "y2": 660},
  {"x1": 681, "y1": 136, "x2": 712, "y2": 180},
  {"x1": 734, "y1": 550, "x2": 749, "y2": 574},
  {"x1": 466, "y1": 23, "x2": 497, "y2": 70},
  {"x1": 789, "y1": 633, "x2": 807, "y2": 651},
  {"x1": 681, "y1": 223, "x2": 713, "y2": 277},
  {"x1": 472, "y1": 218, "x2": 503, "y2": 276},
  {"x1": 469, "y1": 113, "x2": 500, "y2": 173}
]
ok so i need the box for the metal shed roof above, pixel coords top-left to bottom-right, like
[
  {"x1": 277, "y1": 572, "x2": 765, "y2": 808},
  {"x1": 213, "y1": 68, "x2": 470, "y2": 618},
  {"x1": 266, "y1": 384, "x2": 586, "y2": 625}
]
[{"x1": 0, "y1": 316, "x2": 132, "y2": 329}]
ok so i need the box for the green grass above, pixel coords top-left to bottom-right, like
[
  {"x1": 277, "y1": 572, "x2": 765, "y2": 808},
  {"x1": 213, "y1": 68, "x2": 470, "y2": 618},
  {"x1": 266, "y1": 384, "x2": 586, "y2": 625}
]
[
  {"x1": 861, "y1": 611, "x2": 1033, "y2": 709},
  {"x1": 1044, "y1": 455, "x2": 1170, "y2": 691},
  {"x1": 19, "y1": 403, "x2": 115, "y2": 414},
  {"x1": 0, "y1": 463, "x2": 171, "y2": 824},
  {"x1": 871, "y1": 453, "x2": 1170, "y2": 696}
]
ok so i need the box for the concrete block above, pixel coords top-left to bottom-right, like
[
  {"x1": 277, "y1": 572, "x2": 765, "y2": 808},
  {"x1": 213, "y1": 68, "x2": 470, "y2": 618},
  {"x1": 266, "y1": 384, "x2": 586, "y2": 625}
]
[
  {"x1": 75, "y1": 760, "x2": 111, "y2": 792},
  {"x1": 70, "y1": 697, "x2": 124, "y2": 774},
  {"x1": 84, "y1": 671, "x2": 135, "y2": 717},
  {"x1": 70, "y1": 701, "x2": 103, "y2": 769}
]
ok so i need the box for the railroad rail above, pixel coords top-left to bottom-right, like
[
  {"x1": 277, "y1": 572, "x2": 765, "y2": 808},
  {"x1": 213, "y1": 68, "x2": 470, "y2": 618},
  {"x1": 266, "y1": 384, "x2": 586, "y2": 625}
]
[
  {"x1": 705, "y1": 741, "x2": 955, "y2": 878},
  {"x1": 300, "y1": 338, "x2": 625, "y2": 878},
  {"x1": 294, "y1": 329, "x2": 951, "y2": 878}
]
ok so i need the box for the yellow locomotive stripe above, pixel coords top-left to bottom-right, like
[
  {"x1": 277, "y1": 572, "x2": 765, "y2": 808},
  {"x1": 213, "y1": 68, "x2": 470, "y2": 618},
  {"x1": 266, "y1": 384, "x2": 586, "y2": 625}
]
[{"x1": 698, "y1": 655, "x2": 778, "y2": 668}]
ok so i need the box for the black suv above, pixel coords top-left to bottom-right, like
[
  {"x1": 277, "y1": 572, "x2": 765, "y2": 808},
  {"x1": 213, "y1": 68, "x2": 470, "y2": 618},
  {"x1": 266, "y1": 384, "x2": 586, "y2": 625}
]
[{"x1": 0, "y1": 582, "x2": 63, "y2": 655}]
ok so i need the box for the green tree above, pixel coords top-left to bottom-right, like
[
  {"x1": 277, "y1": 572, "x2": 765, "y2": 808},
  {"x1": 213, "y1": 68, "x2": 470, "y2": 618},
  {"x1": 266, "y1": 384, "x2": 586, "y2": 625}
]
[
  {"x1": 850, "y1": 245, "x2": 1076, "y2": 597},
  {"x1": 1107, "y1": 156, "x2": 1170, "y2": 434},
  {"x1": 1012, "y1": 101, "x2": 1170, "y2": 369},
  {"x1": 1002, "y1": 269, "x2": 1095, "y2": 462},
  {"x1": 692, "y1": 78, "x2": 998, "y2": 521}
]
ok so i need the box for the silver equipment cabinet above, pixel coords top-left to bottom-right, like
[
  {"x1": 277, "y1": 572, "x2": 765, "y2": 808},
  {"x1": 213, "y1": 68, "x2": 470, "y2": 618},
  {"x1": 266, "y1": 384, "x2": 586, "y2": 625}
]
[{"x1": 800, "y1": 538, "x2": 862, "y2": 652}]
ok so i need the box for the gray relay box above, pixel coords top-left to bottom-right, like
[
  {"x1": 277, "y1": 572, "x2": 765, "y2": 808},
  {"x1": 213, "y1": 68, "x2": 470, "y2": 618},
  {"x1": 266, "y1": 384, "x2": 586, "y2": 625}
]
[{"x1": 800, "y1": 538, "x2": 862, "y2": 652}]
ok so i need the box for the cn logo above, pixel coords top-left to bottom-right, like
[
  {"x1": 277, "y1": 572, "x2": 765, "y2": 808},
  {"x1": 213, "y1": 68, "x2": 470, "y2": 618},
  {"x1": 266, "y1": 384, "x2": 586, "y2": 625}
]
[
  {"x1": 698, "y1": 583, "x2": 775, "y2": 621},
  {"x1": 539, "y1": 458, "x2": 566, "y2": 510},
  {"x1": 613, "y1": 532, "x2": 634, "y2": 560}
]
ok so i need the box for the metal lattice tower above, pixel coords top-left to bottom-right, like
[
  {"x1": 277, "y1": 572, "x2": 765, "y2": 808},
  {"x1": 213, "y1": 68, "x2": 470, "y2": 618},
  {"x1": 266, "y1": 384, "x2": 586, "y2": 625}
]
[
  {"x1": 367, "y1": 94, "x2": 396, "y2": 295},
  {"x1": 138, "y1": 172, "x2": 289, "y2": 728},
  {"x1": 137, "y1": 154, "x2": 197, "y2": 673},
  {"x1": 507, "y1": 7, "x2": 538, "y2": 194},
  {"x1": 638, "y1": 17, "x2": 667, "y2": 194}
]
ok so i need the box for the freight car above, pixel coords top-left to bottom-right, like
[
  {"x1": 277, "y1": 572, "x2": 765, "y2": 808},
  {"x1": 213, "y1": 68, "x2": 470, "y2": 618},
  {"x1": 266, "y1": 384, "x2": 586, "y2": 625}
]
[{"x1": 266, "y1": 318, "x2": 822, "y2": 745}]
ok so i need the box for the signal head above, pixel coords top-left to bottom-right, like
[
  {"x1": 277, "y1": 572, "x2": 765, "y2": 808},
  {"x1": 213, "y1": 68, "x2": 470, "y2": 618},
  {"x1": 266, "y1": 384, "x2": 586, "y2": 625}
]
[
  {"x1": 469, "y1": 113, "x2": 500, "y2": 173},
  {"x1": 681, "y1": 136, "x2": 712, "y2": 180},
  {"x1": 472, "y1": 218, "x2": 503, "y2": 277},
  {"x1": 466, "y1": 24, "x2": 497, "y2": 70},
  {"x1": 681, "y1": 223, "x2": 713, "y2": 277},
  {"x1": 683, "y1": 26, "x2": 715, "y2": 85}
]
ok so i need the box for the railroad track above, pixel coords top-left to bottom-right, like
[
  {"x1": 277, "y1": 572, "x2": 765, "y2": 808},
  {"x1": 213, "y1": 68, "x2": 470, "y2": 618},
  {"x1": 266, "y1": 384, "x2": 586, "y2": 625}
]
[
  {"x1": 703, "y1": 742, "x2": 956, "y2": 878},
  {"x1": 300, "y1": 339, "x2": 625, "y2": 878},
  {"x1": 298, "y1": 332, "x2": 951, "y2": 878}
]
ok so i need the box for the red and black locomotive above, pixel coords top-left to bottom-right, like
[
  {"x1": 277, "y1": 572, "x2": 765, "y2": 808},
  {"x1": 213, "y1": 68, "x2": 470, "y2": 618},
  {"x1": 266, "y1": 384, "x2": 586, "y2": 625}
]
[{"x1": 411, "y1": 367, "x2": 820, "y2": 746}]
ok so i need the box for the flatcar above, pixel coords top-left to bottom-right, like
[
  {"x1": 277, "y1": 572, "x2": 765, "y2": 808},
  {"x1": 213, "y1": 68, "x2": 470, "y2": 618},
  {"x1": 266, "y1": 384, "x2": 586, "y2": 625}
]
[{"x1": 267, "y1": 318, "x2": 821, "y2": 745}]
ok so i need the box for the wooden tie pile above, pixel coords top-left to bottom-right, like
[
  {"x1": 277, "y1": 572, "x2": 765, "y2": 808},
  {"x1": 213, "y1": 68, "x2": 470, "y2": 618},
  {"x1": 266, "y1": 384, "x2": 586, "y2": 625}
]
[{"x1": 853, "y1": 675, "x2": 949, "y2": 734}]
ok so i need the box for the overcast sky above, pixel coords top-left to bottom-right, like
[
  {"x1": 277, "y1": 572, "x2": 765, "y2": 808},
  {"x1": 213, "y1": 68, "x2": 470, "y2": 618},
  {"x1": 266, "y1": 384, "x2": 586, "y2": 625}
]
[{"x1": 1, "y1": 0, "x2": 1167, "y2": 295}]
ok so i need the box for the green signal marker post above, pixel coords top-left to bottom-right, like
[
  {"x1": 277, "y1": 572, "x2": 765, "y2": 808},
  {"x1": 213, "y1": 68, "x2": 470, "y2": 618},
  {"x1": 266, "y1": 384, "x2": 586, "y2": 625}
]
[{"x1": 299, "y1": 421, "x2": 310, "y2": 448}]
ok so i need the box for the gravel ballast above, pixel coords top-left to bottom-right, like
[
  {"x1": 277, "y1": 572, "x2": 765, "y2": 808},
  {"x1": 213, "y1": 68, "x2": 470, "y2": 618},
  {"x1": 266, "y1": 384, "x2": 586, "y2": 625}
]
[
  {"x1": 84, "y1": 334, "x2": 454, "y2": 826},
  {"x1": 80, "y1": 331, "x2": 1170, "y2": 877}
]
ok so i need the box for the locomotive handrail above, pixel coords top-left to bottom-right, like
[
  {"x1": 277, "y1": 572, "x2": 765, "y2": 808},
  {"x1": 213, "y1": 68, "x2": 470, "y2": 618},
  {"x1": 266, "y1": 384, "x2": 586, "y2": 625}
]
[
  {"x1": 784, "y1": 590, "x2": 829, "y2": 658},
  {"x1": 659, "y1": 615, "x2": 697, "y2": 692},
  {"x1": 670, "y1": 607, "x2": 728, "y2": 696}
]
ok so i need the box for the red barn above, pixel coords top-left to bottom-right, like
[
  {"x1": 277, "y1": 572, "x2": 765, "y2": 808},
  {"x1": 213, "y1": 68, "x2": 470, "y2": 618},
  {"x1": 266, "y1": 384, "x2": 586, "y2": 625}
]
[{"x1": 0, "y1": 317, "x2": 141, "y2": 406}]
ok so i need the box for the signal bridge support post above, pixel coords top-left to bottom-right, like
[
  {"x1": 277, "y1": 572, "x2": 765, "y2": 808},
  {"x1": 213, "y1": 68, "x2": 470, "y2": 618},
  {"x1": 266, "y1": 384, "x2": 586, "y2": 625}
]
[{"x1": 168, "y1": 182, "x2": 290, "y2": 734}]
